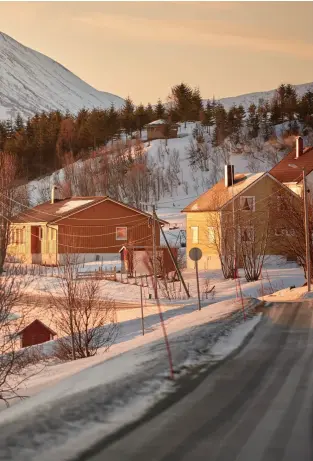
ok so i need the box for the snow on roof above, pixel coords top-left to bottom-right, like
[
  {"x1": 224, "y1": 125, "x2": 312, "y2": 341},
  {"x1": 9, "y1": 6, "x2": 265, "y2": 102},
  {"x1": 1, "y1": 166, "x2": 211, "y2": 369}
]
[
  {"x1": 183, "y1": 172, "x2": 265, "y2": 212},
  {"x1": 55, "y1": 199, "x2": 94, "y2": 214},
  {"x1": 147, "y1": 119, "x2": 167, "y2": 126}
]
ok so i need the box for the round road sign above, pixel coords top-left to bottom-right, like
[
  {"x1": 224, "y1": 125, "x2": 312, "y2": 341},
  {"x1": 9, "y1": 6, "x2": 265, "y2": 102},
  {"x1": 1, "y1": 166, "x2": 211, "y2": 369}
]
[{"x1": 189, "y1": 247, "x2": 202, "y2": 262}]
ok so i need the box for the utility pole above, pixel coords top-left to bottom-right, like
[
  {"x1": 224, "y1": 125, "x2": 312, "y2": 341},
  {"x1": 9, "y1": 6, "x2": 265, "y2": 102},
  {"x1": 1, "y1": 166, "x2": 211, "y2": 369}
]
[
  {"x1": 303, "y1": 169, "x2": 311, "y2": 292},
  {"x1": 230, "y1": 165, "x2": 237, "y2": 280},
  {"x1": 140, "y1": 285, "x2": 145, "y2": 335},
  {"x1": 289, "y1": 163, "x2": 311, "y2": 292},
  {"x1": 195, "y1": 259, "x2": 201, "y2": 311},
  {"x1": 155, "y1": 211, "x2": 190, "y2": 298},
  {"x1": 152, "y1": 204, "x2": 158, "y2": 299}
]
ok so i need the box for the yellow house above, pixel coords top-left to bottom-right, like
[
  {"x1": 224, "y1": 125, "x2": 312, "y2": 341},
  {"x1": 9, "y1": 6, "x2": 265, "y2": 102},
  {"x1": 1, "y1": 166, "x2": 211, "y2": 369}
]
[{"x1": 182, "y1": 166, "x2": 300, "y2": 270}]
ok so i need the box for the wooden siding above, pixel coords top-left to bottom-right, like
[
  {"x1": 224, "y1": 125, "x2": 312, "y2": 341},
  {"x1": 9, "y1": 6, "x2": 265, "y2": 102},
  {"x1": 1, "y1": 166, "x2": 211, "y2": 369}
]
[
  {"x1": 19, "y1": 320, "x2": 55, "y2": 348},
  {"x1": 57, "y1": 200, "x2": 158, "y2": 254}
]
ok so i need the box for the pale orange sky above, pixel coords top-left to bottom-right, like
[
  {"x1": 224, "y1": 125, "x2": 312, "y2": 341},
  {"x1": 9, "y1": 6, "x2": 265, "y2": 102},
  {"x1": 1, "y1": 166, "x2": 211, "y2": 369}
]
[{"x1": 0, "y1": 2, "x2": 313, "y2": 104}]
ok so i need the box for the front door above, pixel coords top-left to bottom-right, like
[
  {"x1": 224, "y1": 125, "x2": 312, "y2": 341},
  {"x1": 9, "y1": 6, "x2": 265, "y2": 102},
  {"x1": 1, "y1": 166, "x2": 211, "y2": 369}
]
[{"x1": 31, "y1": 226, "x2": 42, "y2": 264}]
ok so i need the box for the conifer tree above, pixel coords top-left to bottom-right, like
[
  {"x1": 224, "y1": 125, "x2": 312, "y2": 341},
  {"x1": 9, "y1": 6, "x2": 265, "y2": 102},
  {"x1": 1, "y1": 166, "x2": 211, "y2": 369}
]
[
  {"x1": 154, "y1": 99, "x2": 166, "y2": 120},
  {"x1": 121, "y1": 97, "x2": 135, "y2": 137},
  {"x1": 247, "y1": 104, "x2": 260, "y2": 139}
]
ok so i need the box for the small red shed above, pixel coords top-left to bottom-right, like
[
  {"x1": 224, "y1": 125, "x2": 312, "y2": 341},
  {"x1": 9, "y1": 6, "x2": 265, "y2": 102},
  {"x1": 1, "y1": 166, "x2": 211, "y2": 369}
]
[{"x1": 16, "y1": 319, "x2": 57, "y2": 348}]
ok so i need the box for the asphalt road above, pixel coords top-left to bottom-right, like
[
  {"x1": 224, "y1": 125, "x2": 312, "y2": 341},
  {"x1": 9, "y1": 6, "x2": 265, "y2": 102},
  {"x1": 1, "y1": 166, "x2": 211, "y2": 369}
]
[{"x1": 84, "y1": 301, "x2": 313, "y2": 461}]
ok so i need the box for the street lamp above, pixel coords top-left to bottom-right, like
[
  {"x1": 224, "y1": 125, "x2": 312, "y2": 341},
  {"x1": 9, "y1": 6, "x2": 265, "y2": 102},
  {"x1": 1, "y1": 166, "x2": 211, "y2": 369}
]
[{"x1": 288, "y1": 164, "x2": 311, "y2": 292}]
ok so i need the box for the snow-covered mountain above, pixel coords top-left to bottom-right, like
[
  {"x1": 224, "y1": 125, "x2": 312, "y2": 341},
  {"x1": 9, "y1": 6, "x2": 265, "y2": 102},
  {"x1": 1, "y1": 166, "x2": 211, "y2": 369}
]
[
  {"x1": 0, "y1": 31, "x2": 125, "y2": 120},
  {"x1": 218, "y1": 82, "x2": 313, "y2": 111}
]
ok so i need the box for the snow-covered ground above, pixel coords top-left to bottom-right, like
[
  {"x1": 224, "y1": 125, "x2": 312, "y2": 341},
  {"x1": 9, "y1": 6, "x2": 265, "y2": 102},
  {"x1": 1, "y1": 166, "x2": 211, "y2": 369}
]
[
  {"x1": 21, "y1": 263, "x2": 305, "y2": 305},
  {"x1": 0, "y1": 295, "x2": 261, "y2": 461}
]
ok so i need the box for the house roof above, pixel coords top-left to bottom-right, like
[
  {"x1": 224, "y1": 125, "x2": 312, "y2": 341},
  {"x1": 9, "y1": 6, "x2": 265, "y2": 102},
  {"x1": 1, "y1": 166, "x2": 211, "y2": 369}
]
[
  {"x1": 147, "y1": 119, "x2": 168, "y2": 126},
  {"x1": 12, "y1": 196, "x2": 168, "y2": 225},
  {"x1": 269, "y1": 146, "x2": 313, "y2": 183},
  {"x1": 16, "y1": 319, "x2": 57, "y2": 337},
  {"x1": 182, "y1": 172, "x2": 265, "y2": 212},
  {"x1": 146, "y1": 119, "x2": 179, "y2": 127}
]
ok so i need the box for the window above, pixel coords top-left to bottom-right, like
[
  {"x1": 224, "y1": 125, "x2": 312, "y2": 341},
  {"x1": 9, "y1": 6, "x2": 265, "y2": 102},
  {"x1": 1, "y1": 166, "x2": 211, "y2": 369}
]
[
  {"x1": 116, "y1": 227, "x2": 127, "y2": 240},
  {"x1": 191, "y1": 226, "x2": 199, "y2": 244},
  {"x1": 207, "y1": 227, "x2": 215, "y2": 244},
  {"x1": 49, "y1": 228, "x2": 56, "y2": 240},
  {"x1": 240, "y1": 226, "x2": 254, "y2": 243},
  {"x1": 240, "y1": 196, "x2": 255, "y2": 212}
]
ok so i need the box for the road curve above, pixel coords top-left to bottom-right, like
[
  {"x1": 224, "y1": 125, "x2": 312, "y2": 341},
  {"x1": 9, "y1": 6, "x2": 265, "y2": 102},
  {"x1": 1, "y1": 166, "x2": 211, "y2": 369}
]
[{"x1": 83, "y1": 301, "x2": 313, "y2": 461}]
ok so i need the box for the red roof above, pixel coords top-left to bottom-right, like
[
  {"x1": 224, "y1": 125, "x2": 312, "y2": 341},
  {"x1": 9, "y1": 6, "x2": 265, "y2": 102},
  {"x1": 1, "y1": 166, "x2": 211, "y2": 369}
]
[
  {"x1": 269, "y1": 146, "x2": 313, "y2": 183},
  {"x1": 12, "y1": 196, "x2": 168, "y2": 225},
  {"x1": 16, "y1": 319, "x2": 57, "y2": 337}
]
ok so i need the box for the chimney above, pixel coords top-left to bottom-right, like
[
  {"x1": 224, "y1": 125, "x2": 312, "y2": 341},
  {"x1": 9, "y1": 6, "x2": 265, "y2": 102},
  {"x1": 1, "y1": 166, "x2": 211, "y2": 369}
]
[
  {"x1": 51, "y1": 185, "x2": 57, "y2": 204},
  {"x1": 224, "y1": 164, "x2": 235, "y2": 188},
  {"x1": 296, "y1": 136, "x2": 304, "y2": 159}
]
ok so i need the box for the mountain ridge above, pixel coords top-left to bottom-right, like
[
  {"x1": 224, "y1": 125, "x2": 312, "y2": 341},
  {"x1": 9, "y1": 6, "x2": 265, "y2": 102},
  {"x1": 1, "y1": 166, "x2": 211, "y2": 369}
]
[
  {"x1": 218, "y1": 81, "x2": 313, "y2": 110},
  {"x1": 0, "y1": 31, "x2": 312, "y2": 119},
  {"x1": 0, "y1": 31, "x2": 125, "y2": 120}
]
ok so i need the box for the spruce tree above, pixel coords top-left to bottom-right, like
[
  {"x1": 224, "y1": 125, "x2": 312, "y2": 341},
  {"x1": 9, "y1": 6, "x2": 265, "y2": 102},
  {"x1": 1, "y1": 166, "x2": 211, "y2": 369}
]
[
  {"x1": 121, "y1": 97, "x2": 135, "y2": 137},
  {"x1": 247, "y1": 104, "x2": 260, "y2": 139},
  {"x1": 14, "y1": 113, "x2": 24, "y2": 132},
  {"x1": 154, "y1": 99, "x2": 166, "y2": 120}
]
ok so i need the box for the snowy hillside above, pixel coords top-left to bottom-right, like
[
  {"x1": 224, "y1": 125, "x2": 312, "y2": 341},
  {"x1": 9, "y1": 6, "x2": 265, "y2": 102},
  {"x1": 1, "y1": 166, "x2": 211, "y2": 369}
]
[
  {"x1": 27, "y1": 122, "x2": 262, "y2": 240},
  {"x1": 218, "y1": 82, "x2": 313, "y2": 111},
  {"x1": 0, "y1": 32, "x2": 124, "y2": 120}
]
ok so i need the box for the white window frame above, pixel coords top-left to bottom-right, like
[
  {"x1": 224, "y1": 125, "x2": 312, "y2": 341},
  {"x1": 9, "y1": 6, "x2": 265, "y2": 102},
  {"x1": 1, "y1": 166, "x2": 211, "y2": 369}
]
[
  {"x1": 116, "y1": 226, "x2": 128, "y2": 241},
  {"x1": 191, "y1": 226, "x2": 199, "y2": 244},
  {"x1": 240, "y1": 196, "x2": 255, "y2": 212},
  {"x1": 207, "y1": 226, "x2": 215, "y2": 244}
]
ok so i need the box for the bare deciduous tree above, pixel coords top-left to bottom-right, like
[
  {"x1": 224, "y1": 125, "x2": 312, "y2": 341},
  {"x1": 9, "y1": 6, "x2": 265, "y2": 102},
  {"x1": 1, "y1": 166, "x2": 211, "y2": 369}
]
[
  {"x1": 273, "y1": 190, "x2": 312, "y2": 281},
  {"x1": 0, "y1": 268, "x2": 42, "y2": 406},
  {"x1": 237, "y1": 209, "x2": 271, "y2": 282},
  {"x1": 0, "y1": 151, "x2": 29, "y2": 273},
  {"x1": 50, "y1": 255, "x2": 118, "y2": 360}
]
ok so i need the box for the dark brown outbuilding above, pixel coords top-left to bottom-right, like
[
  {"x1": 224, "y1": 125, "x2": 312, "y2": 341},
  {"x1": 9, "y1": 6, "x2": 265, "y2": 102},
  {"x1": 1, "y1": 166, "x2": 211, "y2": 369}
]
[{"x1": 16, "y1": 319, "x2": 57, "y2": 348}]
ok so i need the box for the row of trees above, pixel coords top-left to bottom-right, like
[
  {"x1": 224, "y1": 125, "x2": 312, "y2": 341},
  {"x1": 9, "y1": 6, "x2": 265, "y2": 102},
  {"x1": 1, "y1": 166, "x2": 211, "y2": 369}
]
[{"x1": 1, "y1": 83, "x2": 312, "y2": 181}]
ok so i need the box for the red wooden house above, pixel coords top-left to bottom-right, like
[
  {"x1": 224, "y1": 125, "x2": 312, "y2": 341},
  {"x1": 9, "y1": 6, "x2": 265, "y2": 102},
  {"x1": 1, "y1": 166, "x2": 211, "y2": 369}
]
[
  {"x1": 16, "y1": 319, "x2": 57, "y2": 348},
  {"x1": 8, "y1": 193, "x2": 167, "y2": 265}
]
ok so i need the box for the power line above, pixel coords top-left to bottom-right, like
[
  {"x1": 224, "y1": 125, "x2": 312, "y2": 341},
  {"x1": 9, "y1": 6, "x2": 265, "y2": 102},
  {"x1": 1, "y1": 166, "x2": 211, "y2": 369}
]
[{"x1": 0, "y1": 191, "x2": 155, "y2": 222}]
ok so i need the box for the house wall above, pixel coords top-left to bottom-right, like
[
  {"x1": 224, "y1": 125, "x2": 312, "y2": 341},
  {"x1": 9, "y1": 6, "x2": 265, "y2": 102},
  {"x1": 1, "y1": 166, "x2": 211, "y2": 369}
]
[
  {"x1": 7, "y1": 223, "x2": 58, "y2": 265},
  {"x1": 185, "y1": 175, "x2": 300, "y2": 271},
  {"x1": 222, "y1": 174, "x2": 298, "y2": 262},
  {"x1": 147, "y1": 125, "x2": 178, "y2": 141},
  {"x1": 185, "y1": 211, "x2": 222, "y2": 270},
  {"x1": 57, "y1": 200, "x2": 158, "y2": 257},
  {"x1": 20, "y1": 320, "x2": 54, "y2": 348}
]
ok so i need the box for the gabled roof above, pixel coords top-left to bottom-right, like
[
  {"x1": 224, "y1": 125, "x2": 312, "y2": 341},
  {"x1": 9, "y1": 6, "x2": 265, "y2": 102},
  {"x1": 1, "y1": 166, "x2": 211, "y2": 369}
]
[
  {"x1": 270, "y1": 146, "x2": 313, "y2": 183},
  {"x1": 12, "y1": 196, "x2": 168, "y2": 225},
  {"x1": 147, "y1": 119, "x2": 168, "y2": 126},
  {"x1": 16, "y1": 319, "x2": 57, "y2": 337},
  {"x1": 146, "y1": 119, "x2": 179, "y2": 127},
  {"x1": 182, "y1": 172, "x2": 265, "y2": 212}
]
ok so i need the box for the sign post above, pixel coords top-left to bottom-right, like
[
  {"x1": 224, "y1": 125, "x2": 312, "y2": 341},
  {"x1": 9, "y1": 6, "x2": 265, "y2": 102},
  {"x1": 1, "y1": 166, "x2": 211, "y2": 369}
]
[{"x1": 189, "y1": 247, "x2": 202, "y2": 311}]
